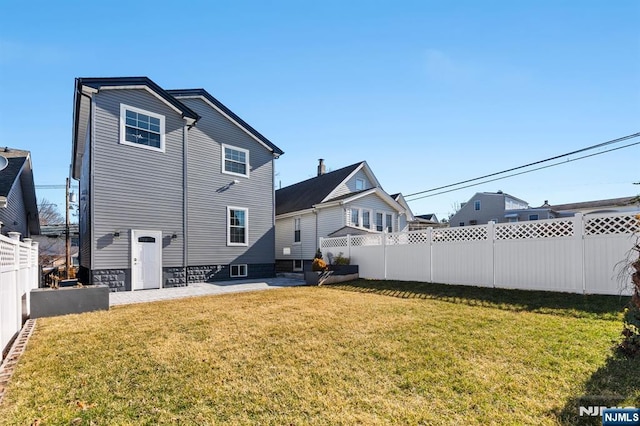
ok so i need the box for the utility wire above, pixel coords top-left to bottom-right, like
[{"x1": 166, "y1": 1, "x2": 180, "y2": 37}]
[
  {"x1": 405, "y1": 132, "x2": 640, "y2": 199},
  {"x1": 407, "y1": 139, "x2": 640, "y2": 201}
]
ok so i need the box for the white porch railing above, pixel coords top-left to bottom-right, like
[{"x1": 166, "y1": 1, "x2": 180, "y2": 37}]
[
  {"x1": 320, "y1": 212, "x2": 640, "y2": 296},
  {"x1": 1, "y1": 233, "x2": 39, "y2": 359}
]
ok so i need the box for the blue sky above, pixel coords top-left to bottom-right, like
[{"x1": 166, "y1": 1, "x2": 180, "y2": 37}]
[{"x1": 1, "y1": 0, "x2": 638, "y2": 221}]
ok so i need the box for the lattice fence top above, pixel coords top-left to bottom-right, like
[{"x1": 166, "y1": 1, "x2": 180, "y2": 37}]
[
  {"x1": 386, "y1": 231, "x2": 430, "y2": 245},
  {"x1": 0, "y1": 240, "x2": 16, "y2": 268},
  {"x1": 585, "y1": 214, "x2": 640, "y2": 235},
  {"x1": 19, "y1": 246, "x2": 30, "y2": 267},
  {"x1": 495, "y1": 220, "x2": 574, "y2": 240},
  {"x1": 433, "y1": 226, "x2": 487, "y2": 243},
  {"x1": 350, "y1": 234, "x2": 383, "y2": 247},
  {"x1": 321, "y1": 237, "x2": 348, "y2": 248}
]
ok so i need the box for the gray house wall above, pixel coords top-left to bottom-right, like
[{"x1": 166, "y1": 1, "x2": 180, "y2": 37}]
[
  {"x1": 77, "y1": 87, "x2": 278, "y2": 290},
  {"x1": 89, "y1": 89, "x2": 187, "y2": 290},
  {"x1": 176, "y1": 97, "x2": 276, "y2": 281},
  {"x1": 450, "y1": 193, "x2": 553, "y2": 226},
  {"x1": 0, "y1": 178, "x2": 28, "y2": 237}
]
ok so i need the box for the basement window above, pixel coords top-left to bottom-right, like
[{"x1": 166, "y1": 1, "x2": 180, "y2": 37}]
[{"x1": 230, "y1": 264, "x2": 248, "y2": 277}]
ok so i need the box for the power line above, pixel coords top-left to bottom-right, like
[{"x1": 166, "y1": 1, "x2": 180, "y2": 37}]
[
  {"x1": 406, "y1": 139, "x2": 640, "y2": 201},
  {"x1": 405, "y1": 132, "x2": 640, "y2": 199}
]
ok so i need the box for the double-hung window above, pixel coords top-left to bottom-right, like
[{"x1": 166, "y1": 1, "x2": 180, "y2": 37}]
[
  {"x1": 294, "y1": 218, "x2": 301, "y2": 243},
  {"x1": 363, "y1": 211, "x2": 371, "y2": 229},
  {"x1": 227, "y1": 206, "x2": 248, "y2": 246},
  {"x1": 120, "y1": 104, "x2": 165, "y2": 152},
  {"x1": 351, "y1": 208, "x2": 360, "y2": 227},
  {"x1": 222, "y1": 144, "x2": 249, "y2": 177},
  {"x1": 376, "y1": 213, "x2": 384, "y2": 231},
  {"x1": 474, "y1": 200, "x2": 481, "y2": 211},
  {"x1": 386, "y1": 213, "x2": 393, "y2": 233}
]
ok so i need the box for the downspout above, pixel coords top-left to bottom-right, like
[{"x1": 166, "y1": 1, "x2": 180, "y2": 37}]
[{"x1": 183, "y1": 122, "x2": 189, "y2": 285}]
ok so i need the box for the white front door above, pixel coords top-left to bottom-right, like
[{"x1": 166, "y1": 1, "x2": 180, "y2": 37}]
[{"x1": 131, "y1": 230, "x2": 162, "y2": 291}]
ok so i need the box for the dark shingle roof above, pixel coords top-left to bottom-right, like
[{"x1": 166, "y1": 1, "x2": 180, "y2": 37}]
[
  {"x1": 546, "y1": 196, "x2": 639, "y2": 211},
  {"x1": 77, "y1": 77, "x2": 200, "y2": 121},
  {"x1": 0, "y1": 149, "x2": 28, "y2": 197},
  {"x1": 167, "y1": 88, "x2": 284, "y2": 156},
  {"x1": 276, "y1": 162, "x2": 363, "y2": 215}
]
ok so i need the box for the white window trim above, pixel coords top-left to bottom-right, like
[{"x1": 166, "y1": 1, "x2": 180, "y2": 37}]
[
  {"x1": 230, "y1": 264, "x2": 248, "y2": 277},
  {"x1": 385, "y1": 212, "x2": 395, "y2": 233},
  {"x1": 227, "y1": 206, "x2": 249, "y2": 246},
  {"x1": 119, "y1": 103, "x2": 165, "y2": 153},
  {"x1": 355, "y1": 178, "x2": 365, "y2": 191},
  {"x1": 375, "y1": 211, "x2": 384, "y2": 232},
  {"x1": 362, "y1": 209, "x2": 372, "y2": 229},
  {"x1": 222, "y1": 143, "x2": 250, "y2": 178}
]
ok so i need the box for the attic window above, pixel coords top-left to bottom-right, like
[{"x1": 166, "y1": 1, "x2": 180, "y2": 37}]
[
  {"x1": 222, "y1": 144, "x2": 250, "y2": 178},
  {"x1": 355, "y1": 178, "x2": 365, "y2": 191},
  {"x1": 120, "y1": 104, "x2": 165, "y2": 152}
]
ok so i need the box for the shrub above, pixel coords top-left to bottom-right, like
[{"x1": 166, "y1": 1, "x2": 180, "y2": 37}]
[
  {"x1": 333, "y1": 252, "x2": 351, "y2": 265},
  {"x1": 312, "y1": 257, "x2": 328, "y2": 272}
]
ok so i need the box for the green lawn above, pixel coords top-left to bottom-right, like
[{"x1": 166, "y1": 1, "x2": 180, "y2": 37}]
[{"x1": 0, "y1": 280, "x2": 637, "y2": 425}]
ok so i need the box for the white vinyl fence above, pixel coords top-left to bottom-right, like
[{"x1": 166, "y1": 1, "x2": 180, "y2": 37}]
[
  {"x1": 0, "y1": 233, "x2": 39, "y2": 359},
  {"x1": 320, "y1": 212, "x2": 639, "y2": 296}
]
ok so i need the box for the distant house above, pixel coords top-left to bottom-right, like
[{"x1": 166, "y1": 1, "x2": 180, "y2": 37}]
[
  {"x1": 72, "y1": 77, "x2": 283, "y2": 291},
  {"x1": 410, "y1": 213, "x2": 442, "y2": 230},
  {"x1": 275, "y1": 160, "x2": 410, "y2": 272},
  {"x1": 0, "y1": 147, "x2": 39, "y2": 238},
  {"x1": 541, "y1": 196, "x2": 640, "y2": 216},
  {"x1": 450, "y1": 191, "x2": 555, "y2": 227},
  {"x1": 32, "y1": 224, "x2": 79, "y2": 267}
]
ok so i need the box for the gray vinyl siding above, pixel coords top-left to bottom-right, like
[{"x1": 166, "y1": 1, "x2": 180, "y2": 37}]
[
  {"x1": 91, "y1": 89, "x2": 186, "y2": 269},
  {"x1": 0, "y1": 178, "x2": 28, "y2": 237},
  {"x1": 275, "y1": 213, "x2": 316, "y2": 260},
  {"x1": 330, "y1": 169, "x2": 372, "y2": 198},
  {"x1": 317, "y1": 205, "x2": 346, "y2": 241},
  {"x1": 78, "y1": 120, "x2": 91, "y2": 269},
  {"x1": 450, "y1": 194, "x2": 505, "y2": 227},
  {"x1": 177, "y1": 97, "x2": 275, "y2": 266}
]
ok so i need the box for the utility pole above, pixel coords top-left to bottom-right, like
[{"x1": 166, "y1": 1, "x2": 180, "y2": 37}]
[{"x1": 65, "y1": 177, "x2": 71, "y2": 279}]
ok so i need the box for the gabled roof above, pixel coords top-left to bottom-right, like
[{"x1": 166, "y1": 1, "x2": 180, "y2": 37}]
[
  {"x1": 0, "y1": 151, "x2": 27, "y2": 197},
  {"x1": 72, "y1": 77, "x2": 200, "y2": 179},
  {"x1": 0, "y1": 147, "x2": 40, "y2": 234},
  {"x1": 168, "y1": 88, "x2": 284, "y2": 156},
  {"x1": 276, "y1": 162, "x2": 362, "y2": 215}
]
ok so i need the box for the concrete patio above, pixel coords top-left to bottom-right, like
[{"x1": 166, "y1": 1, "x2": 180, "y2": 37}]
[{"x1": 109, "y1": 276, "x2": 306, "y2": 306}]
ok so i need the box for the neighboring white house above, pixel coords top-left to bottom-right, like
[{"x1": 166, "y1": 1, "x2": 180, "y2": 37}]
[{"x1": 275, "y1": 160, "x2": 411, "y2": 272}]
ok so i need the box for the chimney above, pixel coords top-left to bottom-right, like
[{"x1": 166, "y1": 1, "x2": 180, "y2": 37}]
[{"x1": 317, "y1": 158, "x2": 326, "y2": 176}]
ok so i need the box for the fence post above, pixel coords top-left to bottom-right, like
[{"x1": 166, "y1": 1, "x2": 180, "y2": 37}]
[
  {"x1": 487, "y1": 221, "x2": 496, "y2": 288},
  {"x1": 382, "y1": 232, "x2": 387, "y2": 280},
  {"x1": 427, "y1": 227, "x2": 433, "y2": 283},
  {"x1": 574, "y1": 213, "x2": 586, "y2": 294},
  {"x1": 347, "y1": 234, "x2": 351, "y2": 260}
]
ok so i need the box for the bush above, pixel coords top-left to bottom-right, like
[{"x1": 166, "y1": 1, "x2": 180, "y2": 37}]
[
  {"x1": 333, "y1": 252, "x2": 351, "y2": 265},
  {"x1": 312, "y1": 258, "x2": 328, "y2": 272}
]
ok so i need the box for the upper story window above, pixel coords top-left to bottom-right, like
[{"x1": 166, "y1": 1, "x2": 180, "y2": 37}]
[
  {"x1": 227, "y1": 206, "x2": 248, "y2": 246},
  {"x1": 222, "y1": 144, "x2": 249, "y2": 178},
  {"x1": 120, "y1": 104, "x2": 165, "y2": 152},
  {"x1": 294, "y1": 218, "x2": 301, "y2": 243},
  {"x1": 355, "y1": 178, "x2": 365, "y2": 191},
  {"x1": 474, "y1": 200, "x2": 481, "y2": 211}
]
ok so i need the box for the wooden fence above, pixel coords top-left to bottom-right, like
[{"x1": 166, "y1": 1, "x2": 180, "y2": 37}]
[{"x1": 320, "y1": 212, "x2": 639, "y2": 295}]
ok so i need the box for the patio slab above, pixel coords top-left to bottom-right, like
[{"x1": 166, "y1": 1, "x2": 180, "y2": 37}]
[{"x1": 109, "y1": 277, "x2": 306, "y2": 307}]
